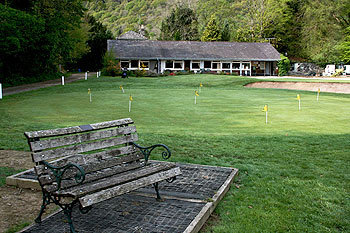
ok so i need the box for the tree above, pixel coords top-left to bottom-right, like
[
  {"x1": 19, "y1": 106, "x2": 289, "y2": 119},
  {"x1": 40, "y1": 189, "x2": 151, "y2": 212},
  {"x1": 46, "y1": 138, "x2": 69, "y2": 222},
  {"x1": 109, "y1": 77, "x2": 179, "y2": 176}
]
[
  {"x1": 73, "y1": 15, "x2": 114, "y2": 71},
  {"x1": 220, "y1": 20, "x2": 231, "y2": 41},
  {"x1": 201, "y1": 14, "x2": 222, "y2": 41},
  {"x1": 232, "y1": 0, "x2": 285, "y2": 42},
  {"x1": 159, "y1": 5, "x2": 199, "y2": 41},
  {"x1": 337, "y1": 26, "x2": 350, "y2": 64},
  {"x1": 0, "y1": 4, "x2": 46, "y2": 85}
]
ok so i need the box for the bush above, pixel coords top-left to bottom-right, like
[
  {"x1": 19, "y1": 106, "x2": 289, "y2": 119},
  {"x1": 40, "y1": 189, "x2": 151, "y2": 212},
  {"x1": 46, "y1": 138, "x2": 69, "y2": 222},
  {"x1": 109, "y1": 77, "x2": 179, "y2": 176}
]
[
  {"x1": 102, "y1": 51, "x2": 121, "y2": 76},
  {"x1": 278, "y1": 54, "x2": 291, "y2": 76}
]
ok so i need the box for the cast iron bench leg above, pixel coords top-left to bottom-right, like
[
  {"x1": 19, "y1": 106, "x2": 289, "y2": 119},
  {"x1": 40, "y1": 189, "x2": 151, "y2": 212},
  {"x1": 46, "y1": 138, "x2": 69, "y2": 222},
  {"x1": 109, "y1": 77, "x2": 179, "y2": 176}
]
[
  {"x1": 153, "y1": 182, "x2": 162, "y2": 201},
  {"x1": 35, "y1": 191, "x2": 50, "y2": 224}
]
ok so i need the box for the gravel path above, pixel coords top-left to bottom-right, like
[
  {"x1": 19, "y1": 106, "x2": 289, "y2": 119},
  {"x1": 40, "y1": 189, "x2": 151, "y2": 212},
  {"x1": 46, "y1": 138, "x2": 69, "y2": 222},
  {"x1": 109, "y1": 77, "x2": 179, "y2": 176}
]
[{"x1": 2, "y1": 73, "x2": 92, "y2": 96}]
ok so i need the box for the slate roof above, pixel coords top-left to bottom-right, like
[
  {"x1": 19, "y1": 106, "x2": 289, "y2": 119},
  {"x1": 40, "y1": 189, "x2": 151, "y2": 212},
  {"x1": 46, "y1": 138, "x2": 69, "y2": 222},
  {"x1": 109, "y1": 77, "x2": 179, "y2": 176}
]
[
  {"x1": 117, "y1": 31, "x2": 147, "y2": 40},
  {"x1": 107, "y1": 40, "x2": 281, "y2": 61}
]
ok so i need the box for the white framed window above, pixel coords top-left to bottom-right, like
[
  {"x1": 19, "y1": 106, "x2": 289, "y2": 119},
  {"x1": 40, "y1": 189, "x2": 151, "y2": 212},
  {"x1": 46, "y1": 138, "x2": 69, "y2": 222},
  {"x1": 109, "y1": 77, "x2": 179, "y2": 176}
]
[
  {"x1": 232, "y1": 62, "x2": 240, "y2": 70},
  {"x1": 165, "y1": 60, "x2": 173, "y2": 69},
  {"x1": 260, "y1": 62, "x2": 265, "y2": 70},
  {"x1": 121, "y1": 61, "x2": 129, "y2": 68},
  {"x1": 191, "y1": 61, "x2": 200, "y2": 70},
  {"x1": 174, "y1": 61, "x2": 183, "y2": 69},
  {"x1": 212, "y1": 61, "x2": 221, "y2": 70},
  {"x1": 242, "y1": 62, "x2": 251, "y2": 70},
  {"x1": 222, "y1": 62, "x2": 230, "y2": 69},
  {"x1": 204, "y1": 61, "x2": 211, "y2": 69},
  {"x1": 130, "y1": 60, "x2": 138, "y2": 69},
  {"x1": 139, "y1": 61, "x2": 149, "y2": 69}
]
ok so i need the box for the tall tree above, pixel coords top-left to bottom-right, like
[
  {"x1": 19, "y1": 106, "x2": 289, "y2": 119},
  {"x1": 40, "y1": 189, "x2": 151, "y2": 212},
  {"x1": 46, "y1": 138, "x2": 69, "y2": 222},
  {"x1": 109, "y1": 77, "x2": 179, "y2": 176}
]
[
  {"x1": 159, "y1": 5, "x2": 199, "y2": 41},
  {"x1": 300, "y1": 0, "x2": 349, "y2": 63},
  {"x1": 74, "y1": 15, "x2": 114, "y2": 71},
  {"x1": 201, "y1": 14, "x2": 222, "y2": 41},
  {"x1": 337, "y1": 26, "x2": 350, "y2": 64},
  {"x1": 0, "y1": 4, "x2": 45, "y2": 85},
  {"x1": 232, "y1": 0, "x2": 286, "y2": 42}
]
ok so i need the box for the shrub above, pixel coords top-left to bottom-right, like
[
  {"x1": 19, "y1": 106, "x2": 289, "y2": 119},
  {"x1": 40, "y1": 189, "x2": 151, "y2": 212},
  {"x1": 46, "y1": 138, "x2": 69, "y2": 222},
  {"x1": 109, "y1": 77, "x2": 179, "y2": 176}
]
[
  {"x1": 102, "y1": 51, "x2": 121, "y2": 76},
  {"x1": 278, "y1": 54, "x2": 291, "y2": 76}
]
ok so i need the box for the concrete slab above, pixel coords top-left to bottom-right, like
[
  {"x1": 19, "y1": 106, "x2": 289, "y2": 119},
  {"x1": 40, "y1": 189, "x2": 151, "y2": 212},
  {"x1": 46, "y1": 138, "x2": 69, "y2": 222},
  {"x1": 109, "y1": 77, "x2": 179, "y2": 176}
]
[{"x1": 16, "y1": 163, "x2": 238, "y2": 233}]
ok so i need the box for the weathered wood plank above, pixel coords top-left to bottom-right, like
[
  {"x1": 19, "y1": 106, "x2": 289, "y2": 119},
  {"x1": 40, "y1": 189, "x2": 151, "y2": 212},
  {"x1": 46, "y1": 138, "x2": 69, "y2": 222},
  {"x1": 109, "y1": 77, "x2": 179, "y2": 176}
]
[
  {"x1": 32, "y1": 134, "x2": 138, "y2": 162},
  {"x1": 79, "y1": 167, "x2": 181, "y2": 207},
  {"x1": 24, "y1": 118, "x2": 133, "y2": 139},
  {"x1": 30, "y1": 126, "x2": 137, "y2": 151},
  {"x1": 43, "y1": 161, "x2": 145, "y2": 192},
  {"x1": 37, "y1": 152, "x2": 143, "y2": 188},
  {"x1": 53, "y1": 146, "x2": 137, "y2": 168},
  {"x1": 57, "y1": 163, "x2": 176, "y2": 197}
]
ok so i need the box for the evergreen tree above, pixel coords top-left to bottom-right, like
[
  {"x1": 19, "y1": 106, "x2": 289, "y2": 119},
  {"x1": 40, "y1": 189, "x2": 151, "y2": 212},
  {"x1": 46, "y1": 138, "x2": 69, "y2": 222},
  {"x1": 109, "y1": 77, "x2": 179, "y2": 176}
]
[
  {"x1": 159, "y1": 5, "x2": 199, "y2": 41},
  {"x1": 221, "y1": 20, "x2": 231, "y2": 41},
  {"x1": 201, "y1": 14, "x2": 222, "y2": 42}
]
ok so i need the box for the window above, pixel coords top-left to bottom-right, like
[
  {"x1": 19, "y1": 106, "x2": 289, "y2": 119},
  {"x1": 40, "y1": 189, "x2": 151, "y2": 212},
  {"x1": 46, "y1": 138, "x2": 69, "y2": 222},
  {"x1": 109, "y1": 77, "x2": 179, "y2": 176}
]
[
  {"x1": 140, "y1": 61, "x2": 149, "y2": 69},
  {"x1": 130, "y1": 60, "x2": 138, "y2": 68},
  {"x1": 232, "y1": 63, "x2": 240, "y2": 70},
  {"x1": 121, "y1": 61, "x2": 129, "y2": 68},
  {"x1": 204, "y1": 61, "x2": 211, "y2": 69},
  {"x1": 165, "y1": 60, "x2": 173, "y2": 69},
  {"x1": 174, "y1": 61, "x2": 183, "y2": 69},
  {"x1": 212, "y1": 61, "x2": 221, "y2": 70},
  {"x1": 260, "y1": 62, "x2": 265, "y2": 70},
  {"x1": 222, "y1": 62, "x2": 230, "y2": 69},
  {"x1": 191, "y1": 61, "x2": 200, "y2": 69},
  {"x1": 242, "y1": 62, "x2": 250, "y2": 70}
]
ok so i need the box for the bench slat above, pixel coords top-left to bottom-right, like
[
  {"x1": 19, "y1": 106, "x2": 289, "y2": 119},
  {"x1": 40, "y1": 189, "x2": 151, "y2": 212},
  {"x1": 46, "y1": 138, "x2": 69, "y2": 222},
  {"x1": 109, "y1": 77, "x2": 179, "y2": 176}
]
[
  {"x1": 30, "y1": 126, "x2": 137, "y2": 152},
  {"x1": 36, "y1": 152, "x2": 143, "y2": 186},
  {"x1": 43, "y1": 160, "x2": 144, "y2": 192},
  {"x1": 57, "y1": 163, "x2": 175, "y2": 197},
  {"x1": 32, "y1": 134, "x2": 138, "y2": 162},
  {"x1": 24, "y1": 118, "x2": 133, "y2": 139},
  {"x1": 53, "y1": 145, "x2": 137, "y2": 168},
  {"x1": 79, "y1": 166, "x2": 181, "y2": 208}
]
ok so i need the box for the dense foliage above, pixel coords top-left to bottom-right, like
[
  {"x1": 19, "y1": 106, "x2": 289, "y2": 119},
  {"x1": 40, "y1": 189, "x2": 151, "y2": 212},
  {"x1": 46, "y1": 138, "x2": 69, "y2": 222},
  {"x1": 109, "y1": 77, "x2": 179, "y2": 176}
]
[
  {"x1": 0, "y1": 1, "x2": 112, "y2": 86},
  {"x1": 159, "y1": 6, "x2": 199, "y2": 41}
]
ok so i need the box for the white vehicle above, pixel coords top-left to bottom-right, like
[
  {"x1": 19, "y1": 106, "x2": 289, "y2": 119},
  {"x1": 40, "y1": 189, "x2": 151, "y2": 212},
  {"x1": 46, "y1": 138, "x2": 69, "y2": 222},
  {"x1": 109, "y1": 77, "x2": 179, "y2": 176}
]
[
  {"x1": 344, "y1": 65, "x2": 350, "y2": 75},
  {"x1": 323, "y1": 64, "x2": 336, "y2": 76}
]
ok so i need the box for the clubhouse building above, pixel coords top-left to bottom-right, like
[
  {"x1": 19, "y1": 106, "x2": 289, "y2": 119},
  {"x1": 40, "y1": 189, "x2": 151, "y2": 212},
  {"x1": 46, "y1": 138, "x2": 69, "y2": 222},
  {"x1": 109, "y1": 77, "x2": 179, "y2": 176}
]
[{"x1": 107, "y1": 31, "x2": 281, "y2": 76}]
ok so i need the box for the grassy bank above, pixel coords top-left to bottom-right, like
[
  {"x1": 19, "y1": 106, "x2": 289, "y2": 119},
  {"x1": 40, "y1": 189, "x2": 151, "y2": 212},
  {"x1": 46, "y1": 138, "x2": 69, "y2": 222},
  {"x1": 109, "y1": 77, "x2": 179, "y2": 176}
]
[{"x1": 0, "y1": 74, "x2": 349, "y2": 232}]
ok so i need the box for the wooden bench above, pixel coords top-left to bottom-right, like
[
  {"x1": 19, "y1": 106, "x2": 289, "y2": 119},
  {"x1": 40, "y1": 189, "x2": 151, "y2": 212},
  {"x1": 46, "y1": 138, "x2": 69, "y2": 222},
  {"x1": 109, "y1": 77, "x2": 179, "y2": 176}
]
[{"x1": 24, "y1": 118, "x2": 181, "y2": 233}]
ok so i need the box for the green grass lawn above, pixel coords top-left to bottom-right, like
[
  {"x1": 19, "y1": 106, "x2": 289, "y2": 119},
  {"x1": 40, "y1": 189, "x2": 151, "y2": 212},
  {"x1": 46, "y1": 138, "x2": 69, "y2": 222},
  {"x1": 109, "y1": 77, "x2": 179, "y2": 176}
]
[{"x1": 0, "y1": 74, "x2": 349, "y2": 232}]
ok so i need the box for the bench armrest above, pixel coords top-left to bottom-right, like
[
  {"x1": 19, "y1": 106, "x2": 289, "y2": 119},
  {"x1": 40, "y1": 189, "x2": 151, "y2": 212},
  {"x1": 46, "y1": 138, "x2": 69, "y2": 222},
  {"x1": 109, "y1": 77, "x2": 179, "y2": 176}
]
[
  {"x1": 131, "y1": 142, "x2": 171, "y2": 164},
  {"x1": 41, "y1": 160, "x2": 86, "y2": 191}
]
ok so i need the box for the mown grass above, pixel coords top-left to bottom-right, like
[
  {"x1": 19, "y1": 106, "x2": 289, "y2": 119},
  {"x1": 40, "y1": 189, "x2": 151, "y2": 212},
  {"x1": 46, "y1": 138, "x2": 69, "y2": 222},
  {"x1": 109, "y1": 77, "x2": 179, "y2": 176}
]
[{"x1": 0, "y1": 74, "x2": 349, "y2": 232}]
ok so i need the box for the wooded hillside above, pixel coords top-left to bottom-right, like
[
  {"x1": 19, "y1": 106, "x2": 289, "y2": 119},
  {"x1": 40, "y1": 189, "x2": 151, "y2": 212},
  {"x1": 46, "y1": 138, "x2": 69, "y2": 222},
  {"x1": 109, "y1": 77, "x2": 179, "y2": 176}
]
[{"x1": 86, "y1": 0, "x2": 350, "y2": 64}]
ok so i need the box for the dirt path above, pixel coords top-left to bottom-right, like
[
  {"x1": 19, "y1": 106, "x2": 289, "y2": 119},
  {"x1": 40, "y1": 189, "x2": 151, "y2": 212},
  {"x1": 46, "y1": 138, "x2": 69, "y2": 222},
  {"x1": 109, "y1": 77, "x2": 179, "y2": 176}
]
[
  {"x1": 0, "y1": 150, "x2": 56, "y2": 232},
  {"x1": 3, "y1": 73, "x2": 91, "y2": 96},
  {"x1": 245, "y1": 81, "x2": 350, "y2": 94}
]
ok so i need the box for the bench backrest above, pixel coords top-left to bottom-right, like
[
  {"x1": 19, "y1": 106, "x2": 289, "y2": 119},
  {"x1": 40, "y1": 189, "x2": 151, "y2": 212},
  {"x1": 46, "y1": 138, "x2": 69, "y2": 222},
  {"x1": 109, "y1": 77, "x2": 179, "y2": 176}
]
[{"x1": 24, "y1": 118, "x2": 143, "y2": 191}]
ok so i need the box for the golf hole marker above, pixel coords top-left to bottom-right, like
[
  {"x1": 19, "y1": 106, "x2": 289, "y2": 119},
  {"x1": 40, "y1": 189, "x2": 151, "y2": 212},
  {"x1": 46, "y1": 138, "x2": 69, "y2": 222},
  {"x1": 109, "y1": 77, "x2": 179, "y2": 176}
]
[
  {"x1": 262, "y1": 104, "x2": 268, "y2": 124},
  {"x1": 297, "y1": 94, "x2": 301, "y2": 111},
  {"x1": 317, "y1": 88, "x2": 320, "y2": 101},
  {"x1": 88, "y1": 88, "x2": 92, "y2": 102},
  {"x1": 195, "y1": 90, "x2": 199, "y2": 104},
  {"x1": 129, "y1": 95, "x2": 133, "y2": 112}
]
